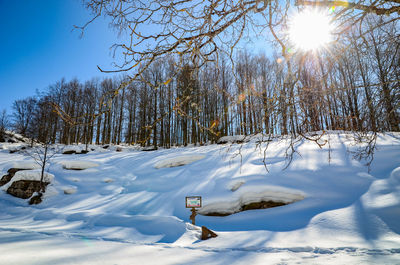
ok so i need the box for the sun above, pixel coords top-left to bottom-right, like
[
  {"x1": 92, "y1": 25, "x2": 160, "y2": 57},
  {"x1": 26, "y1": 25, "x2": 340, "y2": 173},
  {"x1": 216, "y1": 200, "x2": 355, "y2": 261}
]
[{"x1": 289, "y1": 9, "x2": 334, "y2": 51}]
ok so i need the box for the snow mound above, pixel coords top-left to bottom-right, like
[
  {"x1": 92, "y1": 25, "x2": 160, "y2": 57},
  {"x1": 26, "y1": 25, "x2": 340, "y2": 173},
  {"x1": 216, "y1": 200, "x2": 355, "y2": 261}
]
[
  {"x1": 12, "y1": 170, "x2": 54, "y2": 183},
  {"x1": 198, "y1": 188, "x2": 305, "y2": 216},
  {"x1": 63, "y1": 187, "x2": 77, "y2": 194},
  {"x1": 11, "y1": 161, "x2": 40, "y2": 170},
  {"x1": 103, "y1": 178, "x2": 114, "y2": 183},
  {"x1": 362, "y1": 166, "x2": 400, "y2": 210},
  {"x1": 154, "y1": 155, "x2": 205, "y2": 169},
  {"x1": 217, "y1": 134, "x2": 275, "y2": 144},
  {"x1": 2, "y1": 170, "x2": 55, "y2": 189},
  {"x1": 60, "y1": 161, "x2": 99, "y2": 170},
  {"x1": 62, "y1": 145, "x2": 85, "y2": 153},
  {"x1": 217, "y1": 135, "x2": 247, "y2": 144},
  {"x1": 390, "y1": 167, "x2": 400, "y2": 182},
  {"x1": 1, "y1": 130, "x2": 30, "y2": 144},
  {"x1": 7, "y1": 146, "x2": 25, "y2": 153},
  {"x1": 247, "y1": 133, "x2": 275, "y2": 143},
  {"x1": 229, "y1": 180, "x2": 246, "y2": 192}
]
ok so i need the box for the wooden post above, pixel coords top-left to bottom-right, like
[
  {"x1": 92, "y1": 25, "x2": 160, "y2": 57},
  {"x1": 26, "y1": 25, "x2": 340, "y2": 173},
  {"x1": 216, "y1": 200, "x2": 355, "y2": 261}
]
[
  {"x1": 186, "y1": 196, "x2": 201, "y2": 225},
  {"x1": 190, "y1": 207, "x2": 197, "y2": 225},
  {"x1": 201, "y1": 226, "x2": 218, "y2": 240}
]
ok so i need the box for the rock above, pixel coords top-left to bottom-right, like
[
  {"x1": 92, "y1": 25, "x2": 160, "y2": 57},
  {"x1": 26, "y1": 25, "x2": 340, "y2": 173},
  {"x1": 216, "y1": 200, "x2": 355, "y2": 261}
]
[
  {"x1": 65, "y1": 167, "x2": 85, "y2": 171},
  {"x1": 7, "y1": 180, "x2": 49, "y2": 199},
  {"x1": 102, "y1": 145, "x2": 110, "y2": 149},
  {"x1": 202, "y1": 200, "x2": 289, "y2": 217},
  {"x1": 240, "y1": 200, "x2": 286, "y2": 211},
  {"x1": 29, "y1": 193, "x2": 43, "y2": 205},
  {"x1": 0, "y1": 174, "x2": 13, "y2": 186},
  {"x1": 8, "y1": 168, "x2": 25, "y2": 175},
  {"x1": 63, "y1": 149, "x2": 89, "y2": 155},
  {"x1": 0, "y1": 168, "x2": 28, "y2": 187},
  {"x1": 201, "y1": 226, "x2": 218, "y2": 240},
  {"x1": 63, "y1": 150, "x2": 77, "y2": 155}
]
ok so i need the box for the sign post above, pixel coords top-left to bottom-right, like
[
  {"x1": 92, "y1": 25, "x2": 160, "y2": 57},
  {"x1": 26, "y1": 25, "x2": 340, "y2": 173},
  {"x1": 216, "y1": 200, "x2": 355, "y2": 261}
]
[{"x1": 185, "y1": 196, "x2": 202, "y2": 225}]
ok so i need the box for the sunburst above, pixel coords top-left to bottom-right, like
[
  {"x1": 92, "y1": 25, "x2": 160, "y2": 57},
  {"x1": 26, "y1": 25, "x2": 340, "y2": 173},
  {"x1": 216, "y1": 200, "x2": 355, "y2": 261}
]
[{"x1": 289, "y1": 9, "x2": 334, "y2": 51}]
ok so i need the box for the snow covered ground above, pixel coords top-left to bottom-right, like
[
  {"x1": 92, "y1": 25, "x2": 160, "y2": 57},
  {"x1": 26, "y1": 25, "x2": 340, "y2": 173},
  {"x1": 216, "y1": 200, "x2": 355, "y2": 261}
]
[{"x1": 1, "y1": 132, "x2": 400, "y2": 264}]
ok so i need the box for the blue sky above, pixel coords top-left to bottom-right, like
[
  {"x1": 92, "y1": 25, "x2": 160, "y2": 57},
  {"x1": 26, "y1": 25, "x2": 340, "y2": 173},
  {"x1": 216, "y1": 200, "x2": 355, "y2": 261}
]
[
  {"x1": 0, "y1": 0, "x2": 277, "y2": 115},
  {"x1": 0, "y1": 0, "x2": 119, "y2": 113}
]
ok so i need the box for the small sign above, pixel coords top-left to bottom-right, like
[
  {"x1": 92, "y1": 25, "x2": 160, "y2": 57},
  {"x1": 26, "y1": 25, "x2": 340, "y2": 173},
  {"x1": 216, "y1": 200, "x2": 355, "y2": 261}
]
[{"x1": 186, "y1": 196, "x2": 202, "y2": 208}]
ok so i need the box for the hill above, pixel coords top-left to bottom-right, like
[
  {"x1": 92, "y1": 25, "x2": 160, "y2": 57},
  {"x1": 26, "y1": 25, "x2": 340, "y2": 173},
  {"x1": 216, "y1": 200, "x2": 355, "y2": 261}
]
[{"x1": 1, "y1": 132, "x2": 400, "y2": 264}]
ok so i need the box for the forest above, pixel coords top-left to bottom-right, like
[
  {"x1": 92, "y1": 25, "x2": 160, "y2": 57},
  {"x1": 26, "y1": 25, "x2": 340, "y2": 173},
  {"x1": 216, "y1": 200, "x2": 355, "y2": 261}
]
[{"x1": 1, "y1": 16, "x2": 399, "y2": 148}]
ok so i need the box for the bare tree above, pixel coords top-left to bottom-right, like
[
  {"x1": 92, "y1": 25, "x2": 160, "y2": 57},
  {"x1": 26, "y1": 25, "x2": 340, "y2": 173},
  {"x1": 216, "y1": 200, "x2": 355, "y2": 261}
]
[
  {"x1": 12, "y1": 97, "x2": 37, "y2": 137},
  {"x1": 22, "y1": 140, "x2": 60, "y2": 205},
  {"x1": 10, "y1": 0, "x2": 399, "y2": 170},
  {"x1": 26, "y1": 143, "x2": 54, "y2": 192},
  {"x1": 78, "y1": 0, "x2": 399, "y2": 82},
  {"x1": 42, "y1": 0, "x2": 398, "y2": 144},
  {"x1": 0, "y1": 109, "x2": 9, "y2": 142}
]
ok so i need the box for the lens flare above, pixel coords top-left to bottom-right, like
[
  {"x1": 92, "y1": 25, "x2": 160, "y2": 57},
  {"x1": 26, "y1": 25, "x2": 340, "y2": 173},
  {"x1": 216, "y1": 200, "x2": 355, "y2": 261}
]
[{"x1": 289, "y1": 9, "x2": 334, "y2": 51}]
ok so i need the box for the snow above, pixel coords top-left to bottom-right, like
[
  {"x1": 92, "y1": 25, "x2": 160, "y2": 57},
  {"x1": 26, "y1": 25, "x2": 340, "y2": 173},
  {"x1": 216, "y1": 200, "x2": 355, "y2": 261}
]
[
  {"x1": 103, "y1": 178, "x2": 114, "y2": 183},
  {"x1": 59, "y1": 161, "x2": 99, "y2": 170},
  {"x1": 0, "y1": 130, "x2": 31, "y2": 146},
  {"x1": 62, "y1": 145, "x2": 86, "y2": 153},
  {"x1": 63, "y1": 187, "x2": 77, "y2": 194},
  {"x1": 229, "y1": 180, "x2": 246, "y2": 191},
  {"x1": 217, "y1": 135, "x2": 247, "y2": 144},
  {"x1": 1, "y1": 170, "x2": 55, "y2": 190},
  {"x1": 11, "y1": 161, "x2": 40, "y2": 170},
  {"x1": 198, "y1": 187, "x2": 305, "y2": 216},
  {"x1": 154, "y1": 154, "x2": 205, "y2": 168},
  {"x1": 1, "y1": 132, "x2": 400, "y2": 264}
]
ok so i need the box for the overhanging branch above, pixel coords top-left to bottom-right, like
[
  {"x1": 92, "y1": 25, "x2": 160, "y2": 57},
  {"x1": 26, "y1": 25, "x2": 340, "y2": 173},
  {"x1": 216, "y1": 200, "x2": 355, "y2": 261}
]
[{"x1": 296, "y1": 1, "x2": 400, "y2": 15}]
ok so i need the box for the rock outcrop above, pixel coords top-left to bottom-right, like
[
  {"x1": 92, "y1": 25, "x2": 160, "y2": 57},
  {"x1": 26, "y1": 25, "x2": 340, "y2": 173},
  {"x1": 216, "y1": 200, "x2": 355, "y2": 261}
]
[
  {"x1": 7, "y1": 180, "x2": 49, "y2": 199},
  {"x1": 0, "y1": 168, "x2": 28, "y2": 186}
]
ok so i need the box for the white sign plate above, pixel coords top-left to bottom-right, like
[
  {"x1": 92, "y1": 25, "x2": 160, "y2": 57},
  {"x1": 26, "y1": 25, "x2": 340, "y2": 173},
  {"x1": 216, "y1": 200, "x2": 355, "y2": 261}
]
[{"x1": 186, "y1": 196, "x2": 202, "y2": 208}]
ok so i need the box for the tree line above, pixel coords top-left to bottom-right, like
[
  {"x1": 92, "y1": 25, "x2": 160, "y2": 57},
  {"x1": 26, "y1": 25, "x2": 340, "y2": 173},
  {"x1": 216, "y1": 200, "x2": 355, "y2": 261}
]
[{"x1": 3, "y1": 17, "x2": 399, "y2": 148}]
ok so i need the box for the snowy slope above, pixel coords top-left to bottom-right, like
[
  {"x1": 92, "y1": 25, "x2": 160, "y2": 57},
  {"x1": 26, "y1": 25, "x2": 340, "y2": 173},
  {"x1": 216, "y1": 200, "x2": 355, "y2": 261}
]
[{"x1": 0, "y1": 132, "x2": 400, "y2": 264}]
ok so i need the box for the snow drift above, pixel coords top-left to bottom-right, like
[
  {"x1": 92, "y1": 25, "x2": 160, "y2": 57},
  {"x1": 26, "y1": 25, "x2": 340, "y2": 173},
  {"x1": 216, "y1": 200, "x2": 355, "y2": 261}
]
[{"x1": 1, "y1": 132, "x2": 400, "y2": 264}]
